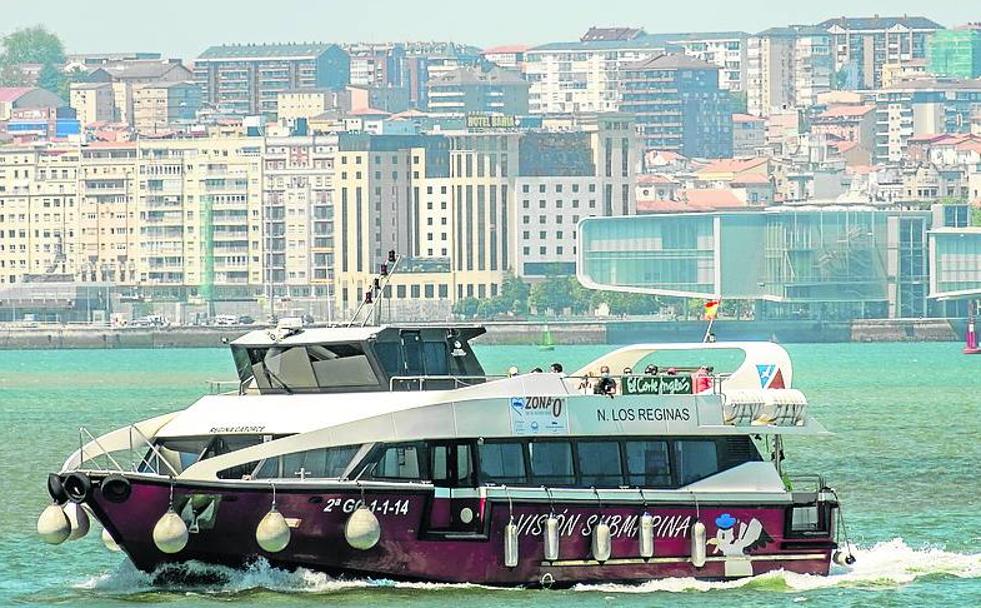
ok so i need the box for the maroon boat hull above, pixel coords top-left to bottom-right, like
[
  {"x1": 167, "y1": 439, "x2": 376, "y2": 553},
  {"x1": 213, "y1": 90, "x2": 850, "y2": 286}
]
[{"x1": 82, "y1": 475, "x2": 835, "y2": 585}]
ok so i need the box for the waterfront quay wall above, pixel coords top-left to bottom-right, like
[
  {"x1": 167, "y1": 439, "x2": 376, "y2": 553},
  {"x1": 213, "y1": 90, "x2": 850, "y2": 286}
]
[{"x1": 0, "y1": 318, "x2": 963, "y2": 349}]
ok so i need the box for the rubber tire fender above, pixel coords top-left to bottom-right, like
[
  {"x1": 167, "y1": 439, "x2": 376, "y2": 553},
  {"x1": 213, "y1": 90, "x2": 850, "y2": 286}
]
[{"x1": 63, "y1": 472, "x2": 92, "y2": 504}]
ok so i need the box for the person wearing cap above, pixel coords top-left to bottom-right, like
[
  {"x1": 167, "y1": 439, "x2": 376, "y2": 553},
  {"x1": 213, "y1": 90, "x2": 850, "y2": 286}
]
[{"x1": 507, "y1": 366, "x2": 519, "y2": 377}]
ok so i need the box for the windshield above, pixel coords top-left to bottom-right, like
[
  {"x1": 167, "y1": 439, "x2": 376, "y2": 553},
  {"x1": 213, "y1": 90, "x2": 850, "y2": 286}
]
[{"x1": 233, "y1": 343, "x2": 381, "y2": 393}]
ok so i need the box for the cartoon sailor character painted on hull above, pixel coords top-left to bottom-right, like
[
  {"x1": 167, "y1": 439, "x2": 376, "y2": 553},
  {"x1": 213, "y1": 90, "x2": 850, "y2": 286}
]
[{"x1": 707, "y1": 513, "x2": 773, "y2": 577}]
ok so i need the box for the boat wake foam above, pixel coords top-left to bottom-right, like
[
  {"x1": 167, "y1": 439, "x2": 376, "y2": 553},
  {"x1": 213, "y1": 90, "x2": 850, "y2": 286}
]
[
  {"x1": 73, "y1": 538, "x2": 979, "y2": 597},
  {"x1": 75, "y1": 558, "x2": 493, "y2": 596},
  {"x1": 574, "y1": 538, "x2": 980, "y2": 593}
]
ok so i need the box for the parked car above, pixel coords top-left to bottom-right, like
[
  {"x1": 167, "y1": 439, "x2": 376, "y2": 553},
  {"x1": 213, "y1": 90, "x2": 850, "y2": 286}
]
[
  {"x1": 213, "y1": 314, "x2": 239, "y2": 326},
  {"x1": 237, "y1": 315, "x2": 255, "y2": 325},
  {"x1": 130, "y1": 315, "x2": 166, "y2": 327}
]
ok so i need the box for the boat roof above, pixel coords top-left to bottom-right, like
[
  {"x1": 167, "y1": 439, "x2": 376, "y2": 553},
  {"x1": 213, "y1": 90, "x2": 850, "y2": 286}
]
[
  {"x1": 231, "y1": 323, "x2": 487, "y2": 347},
  {"x1": 574, "y1": 341, "x2": 793, "y2": 391}
]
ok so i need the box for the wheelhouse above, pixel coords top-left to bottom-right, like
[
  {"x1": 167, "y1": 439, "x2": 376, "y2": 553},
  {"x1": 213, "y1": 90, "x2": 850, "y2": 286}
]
[{"x1": 229, "y1": 325, "x2": 488, "y2": 394}]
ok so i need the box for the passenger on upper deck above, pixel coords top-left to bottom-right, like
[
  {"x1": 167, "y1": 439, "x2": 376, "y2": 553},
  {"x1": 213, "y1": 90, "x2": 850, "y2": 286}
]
[
  {"x1": 644, "y1": 364, "x2": 659, "y2": 376},
  {"x1": 693, "y1": 366, "x2": 715, "y2": 393},
  {"x1": 507, "y1": 366, "x2": 519, "y2": 378},
  {"x1": 550, "y1": 362, "x2": 564, "y2": 375},
  {"x1": 594, "y1": 365, "x2": 617, "y2": 398},
  {"x1": 577, "y1": 372, "x2": 594, "y2": 394}
]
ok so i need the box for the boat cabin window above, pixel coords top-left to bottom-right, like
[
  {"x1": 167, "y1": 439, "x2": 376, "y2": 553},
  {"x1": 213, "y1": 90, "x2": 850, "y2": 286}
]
[
  {"x1": 431, "y1": 443, "x2": 474, "y2": 486},
  {"x1": 528, "y1": 441, "x2": 575, "y2": 485},
  {"x1": 237, "y1": 343, "x2": 381, "y2": 393},
  {"x1": 478, "y1": 441, "x2": 527, "y2": 485},
  {"x1": 360, "y1": 442, "x2": 428, "y2": 481},
  {"x1": 578, "y1": 441, "x2": 625, "y2": 487},
  {"x1": 624, "y1": 440, "x2": 671, "y2": 487},
  {"x1": 142, "y1": 434, "x2": 267, "y2": 476},
  {"x1": 252, "y1": 445, "x2": 361, "y2": 480},
  {"x1": 674, "y1": 440, "x2": 719, "y2": 485}
]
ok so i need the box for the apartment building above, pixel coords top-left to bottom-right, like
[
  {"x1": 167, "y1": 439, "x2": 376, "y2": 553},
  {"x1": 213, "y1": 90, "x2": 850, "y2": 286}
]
[
  {"x1": 262, "y1": 135, "x2": 337, "y2": 305},
  {"x1": 817, "y1": 16, "x2": 943, "y2": 89},
  {"x1": 276, "y1": 89, "x2": 339, "y2": 121},
  {"x1": 426, "y1": 66, "x2": 529, "y2": 114},
  {"x1": 746, "y1": 26, "x2": 833, "y2": 117},
  {"x1": 660, "y1": 32, "x2": 749, "y2": 91},
  {"x1": 513, "y1": 116, "x2": 638, "y2": 278},
  {"x1": 524, "y1": 30, "x2": 667, "y2": 114},
  {"x1": 85, "y1": 59, "x2": 193, "y2": 126},
  {"x1": 620, "y1": 53, "x2": 732, "y2": 158},
  {"x1": 69, "y1": 83, "x2": 115, "y2": 126},
  {"x1": 194, "y1": 43, "x2": 351, "y2": 117},
  {"x1": 732, "y1": 113, "x2": 766, "y2": 155},
  {"x1": 874, "y1": 79, "x2": 981, "y2": 163},
  {"x1": 77, "y1": 143, "x2": 139, "y2": 284},
  {"x1": 0, "y1": 144, "x2": 80, "y2": 284},
  {"x1": 131, "y1": 82, "x2": 202, "y2": 133}
]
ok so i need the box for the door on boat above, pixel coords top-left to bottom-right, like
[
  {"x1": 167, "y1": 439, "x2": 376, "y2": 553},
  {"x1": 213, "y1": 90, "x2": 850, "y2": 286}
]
[{"x1": 428, "y1": 441, "x2": 482, "y2": 534}]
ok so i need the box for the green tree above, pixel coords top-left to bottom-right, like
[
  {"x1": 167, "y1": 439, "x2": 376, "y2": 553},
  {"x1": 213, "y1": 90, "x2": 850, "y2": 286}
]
[
  {"x1": 452, "y1": 298, "x2": 480, "y2": 318},
  {"x1": 1, "y1": 26, "x2": 65, "y2": 65},
  {"x1": 0, "y1": 26, "x2": 67, "y2": 91},
  {"x1": 37, "y1": 62, "x2": 64, "y2": 95},
  {"x1": 500, "y1": 271, "x2": 530, "y2": 315},
  {"x1": 529, "y1": 276, "x2": 592, "y2": 316}
]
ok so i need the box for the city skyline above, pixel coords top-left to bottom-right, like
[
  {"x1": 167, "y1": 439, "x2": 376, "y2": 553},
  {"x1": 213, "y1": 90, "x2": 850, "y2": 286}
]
[{"x1": 3, "y1": 0, "x2": 978, "y2": 58}]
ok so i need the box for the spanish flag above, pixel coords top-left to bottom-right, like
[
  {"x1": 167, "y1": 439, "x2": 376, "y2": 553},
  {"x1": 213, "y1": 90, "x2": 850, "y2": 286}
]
[{"x1": 704, "y1": 300, "x2": 720, "y2": 320}]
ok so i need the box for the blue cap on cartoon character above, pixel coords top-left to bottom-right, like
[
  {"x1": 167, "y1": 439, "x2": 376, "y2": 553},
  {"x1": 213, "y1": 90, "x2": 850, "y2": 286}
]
[{"x1": 715, "y1": 513, "x2": 737, "y2": 530}]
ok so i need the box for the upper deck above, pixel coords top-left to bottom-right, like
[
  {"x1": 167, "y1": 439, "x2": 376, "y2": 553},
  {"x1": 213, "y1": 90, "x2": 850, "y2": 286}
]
[{"x1": 228, "y1": 323, "x2": 488, "y2": 394}]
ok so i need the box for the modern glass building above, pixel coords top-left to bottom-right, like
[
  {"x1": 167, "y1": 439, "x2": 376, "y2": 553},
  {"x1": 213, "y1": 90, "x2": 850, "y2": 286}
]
[
  {"x1": 578, "y1": 207, "x2": 945, "y2": 320},
  {"x1": 929, "y1": 227, "x2": 981, "y2": 299}
]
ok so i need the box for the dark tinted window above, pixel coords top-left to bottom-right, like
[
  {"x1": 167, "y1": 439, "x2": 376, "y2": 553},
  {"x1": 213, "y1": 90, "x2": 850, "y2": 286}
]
[
  {"x1": 674, "y1": 440, "x2": 719, "y2": 485},
  {"x1": 479, "y1": 442, "x2": 526, "y2": 484},
  {"x1": 431, "y1": 443, "x2": 473, "y2": 486},
  {"x1": 624, "y1": 440, "x2": 671, "y2": 487},
  {"x1": 254, "y1": 445, "x2": 360, "y2": 479},
  {"x1": 370, "y1": 443, "x2": 426, "y2": 480},
  {"x1": 529, "y1": 441, "x2": 575, "y2": 485},
  {"x1": 577, "y1": 441, "x2": 623, "y2": 487}
]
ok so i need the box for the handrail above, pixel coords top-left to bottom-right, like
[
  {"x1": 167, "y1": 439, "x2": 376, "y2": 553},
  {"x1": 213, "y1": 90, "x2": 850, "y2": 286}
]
[
  {"x1": 389, "y1": 374, "x2": 506, "y2": 391},
  {"x1": 78, "y1": 426, "x2": 126, "y2": 473},
  {"x1": 206, "y1": 379, "x2": 242, "y2": 395},
  {"x1": 129, "y1": 424, "x2": 181, "y2": 478}
]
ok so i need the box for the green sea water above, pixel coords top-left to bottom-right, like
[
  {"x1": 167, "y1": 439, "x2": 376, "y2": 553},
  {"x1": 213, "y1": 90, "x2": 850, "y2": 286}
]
[{"x1": 0, "y1": 343, "x2": 978, "y2": 607}]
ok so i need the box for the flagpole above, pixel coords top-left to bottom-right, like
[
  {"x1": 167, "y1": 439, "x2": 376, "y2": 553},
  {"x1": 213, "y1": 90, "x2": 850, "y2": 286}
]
[
  {"x1": 702, "y1": 298, "x2": 720, "y2": 343},
  {"x1": 702, "y1": 316, "x2": 715, "y2": 343}
]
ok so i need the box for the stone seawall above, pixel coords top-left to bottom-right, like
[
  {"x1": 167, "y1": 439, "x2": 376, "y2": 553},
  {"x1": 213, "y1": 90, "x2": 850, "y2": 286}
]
[{"x1": 0, "y1": 318, "x2": 965, "y2": 350}]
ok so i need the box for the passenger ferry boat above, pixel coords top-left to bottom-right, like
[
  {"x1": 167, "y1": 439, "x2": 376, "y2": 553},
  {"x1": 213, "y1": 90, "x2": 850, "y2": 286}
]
[
  {"x1": 38, "y1": 253, "x2": 854, "y2": 586},
  {"x1": 38, "y1": 319, "x2": 855, "y2": 586}
]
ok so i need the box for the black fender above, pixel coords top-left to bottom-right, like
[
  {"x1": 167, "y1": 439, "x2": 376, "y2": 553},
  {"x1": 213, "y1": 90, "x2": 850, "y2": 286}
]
[
  {"x1": 47, "y1": 473, "x2": 68, "y2": 505},
  {"x1": 63, "y1": 472, "x2": 93, "y2": 503},
  {"x1": 100, "y1": 474, "x2": 132, "y2": 504}
]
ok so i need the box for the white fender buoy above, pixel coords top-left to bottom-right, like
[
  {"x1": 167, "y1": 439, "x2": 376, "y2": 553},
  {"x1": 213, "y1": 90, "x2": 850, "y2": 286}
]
[
  {"x1": 504, "y1": 520, "x2": 519, "y2": 568},
  {"x1": 37, "y1": 504, "x2": 71, "y2": 545},
  {"x1": 152, "y1": 508, "x2": 188, "y2": 554},
  {"x1": 101, "y1": 527, "x2": 122, "y2": 552},
  {"x1": 64, "y1": 502, "x2": 90, "y2": 541},
  {"x1": 344, "y1": 505, "x2": 380, "y2": 550},
  {"x1": 592, "y1": 521, "x2": 612, "y2": 562},
  {"x1": 256, "y1": 508, "x2": 291, "y2": 553},
  {"x1": 544, "y1": 514, "x2": 560, "y2": 561},
  {"x1": 639, "y1": 512, "x2": 655, "y2": 559},
  {"x1": 691, "y1": 520, "x2": 707, "y2": 568}
]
